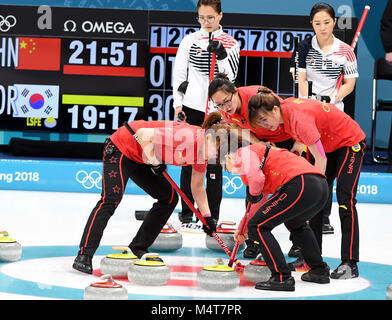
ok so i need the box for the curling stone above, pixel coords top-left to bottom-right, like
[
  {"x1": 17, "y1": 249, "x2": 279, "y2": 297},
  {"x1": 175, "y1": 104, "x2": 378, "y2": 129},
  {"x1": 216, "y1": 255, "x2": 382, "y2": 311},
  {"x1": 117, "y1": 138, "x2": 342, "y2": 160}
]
[
  {"x1": 128, "y1": 253, "x2": 170, "y2": 286},
  {"x1": 135, "y1": 210, "x2": 149, "y2": 221},
  {"x1": 84, "y1": 274, "x2": 128, "y2": 300},
  {"x1": 150, "y1": 222, "x2": 182, "y2": 251},
  {"x1": 387, "y1": 284, "x2": 392, "y2": 300},
  {"x1": 100, "y1": 246, "x2": 138, "y2": 277},
  {"x1": 205, "y1": 221, "x2": 245, "y2": 252},
  {"x1": 197, "y1": 258, "x2": 240, "y2": 291},
  {"x1": 243, "y1": 254, "x2": 271, "y2": 283},
  {"x1": 0, "y1": 231, "x2": 22, "y2": 262}
]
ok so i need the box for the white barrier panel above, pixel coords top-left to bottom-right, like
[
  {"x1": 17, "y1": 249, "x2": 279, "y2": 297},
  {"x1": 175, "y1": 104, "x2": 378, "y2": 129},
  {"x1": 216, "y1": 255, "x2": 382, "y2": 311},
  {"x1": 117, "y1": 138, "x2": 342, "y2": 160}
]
[{"x1": 0, "y1": 158, "x2": 391, "y2": 203}]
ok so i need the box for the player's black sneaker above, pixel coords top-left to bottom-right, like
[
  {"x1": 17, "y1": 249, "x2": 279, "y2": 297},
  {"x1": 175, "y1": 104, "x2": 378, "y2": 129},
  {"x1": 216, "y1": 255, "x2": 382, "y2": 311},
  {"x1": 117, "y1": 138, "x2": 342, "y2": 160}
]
[
  {"x1": 330, "y1": 261, "x2": 359, "y2": 279},
  {"x1": 301, "y1": 264, "x2": 330, "y2": 284},
  {"x1": 322, "y1": 224, "x2": 334, "y2": 234},
  {"x1": 72, "y1": 253, "x2": 93, "y2": 274},
  {"x1": 255, "y1": 276, "x2": 295, "y2": 292},
  {"x1": 129, "y1": 246, "x2": 163, "y2": 262},
  {"x1": 178, "y1": 212, "x2": 193, "y2": 223},
  {"x1": 288, "y1": 245, "x2": 302, "y2": 258},
  {"x1": 243, "y1": 240, "x2": 260, "y2": 259}
]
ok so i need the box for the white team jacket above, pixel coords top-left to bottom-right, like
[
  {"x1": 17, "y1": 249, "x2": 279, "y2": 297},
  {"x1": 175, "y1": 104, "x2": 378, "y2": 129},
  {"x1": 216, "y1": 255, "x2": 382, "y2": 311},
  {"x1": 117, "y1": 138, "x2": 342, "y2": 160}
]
[{"x1": 172, "y1": 26, "x2": 240, "y2": 113}]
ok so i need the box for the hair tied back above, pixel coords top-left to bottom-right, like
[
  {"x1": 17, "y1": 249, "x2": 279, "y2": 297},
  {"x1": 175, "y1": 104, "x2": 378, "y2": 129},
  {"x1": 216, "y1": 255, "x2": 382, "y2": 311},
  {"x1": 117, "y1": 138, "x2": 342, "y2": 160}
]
[{"x1": 258, "y1": 87, "x2": 272, "y2": 95}]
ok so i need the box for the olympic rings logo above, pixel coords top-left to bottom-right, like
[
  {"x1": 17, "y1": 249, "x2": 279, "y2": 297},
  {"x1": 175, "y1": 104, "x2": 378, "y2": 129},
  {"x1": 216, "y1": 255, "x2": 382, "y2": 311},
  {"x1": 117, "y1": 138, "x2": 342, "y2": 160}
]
[
  {"x1": 0, "y1": 15, "x2": 17, "y2": 32},
  {"x1": 76, "y1": 170, "x2": 102, "y2": 190},
  {"x1": 222, "y1": 175, "x2": 243, "y2": 195}
]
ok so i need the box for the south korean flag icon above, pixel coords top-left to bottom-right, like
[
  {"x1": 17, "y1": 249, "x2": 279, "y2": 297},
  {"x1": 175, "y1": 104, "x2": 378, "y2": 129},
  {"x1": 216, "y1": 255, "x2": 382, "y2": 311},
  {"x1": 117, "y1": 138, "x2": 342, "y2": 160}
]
[{"x1": 12, "y1": 84, "x2": 59, "y2": 119}]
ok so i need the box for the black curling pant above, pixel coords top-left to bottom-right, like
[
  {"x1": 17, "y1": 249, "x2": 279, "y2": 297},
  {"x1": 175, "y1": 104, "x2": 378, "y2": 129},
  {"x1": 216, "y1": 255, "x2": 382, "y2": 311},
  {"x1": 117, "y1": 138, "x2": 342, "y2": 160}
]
[
  {"x1": 247, "y1": 174, "x2": 328, "y2": 281},
  {"x1": 180, "y1": 164, "x2": 222, "y2": 220},
  {"x1": 309, "y1": 141, "x2": 365, "y2": 262},
  {"x1": 78, "y1": 139, "x2": 178, "y2": 257}
]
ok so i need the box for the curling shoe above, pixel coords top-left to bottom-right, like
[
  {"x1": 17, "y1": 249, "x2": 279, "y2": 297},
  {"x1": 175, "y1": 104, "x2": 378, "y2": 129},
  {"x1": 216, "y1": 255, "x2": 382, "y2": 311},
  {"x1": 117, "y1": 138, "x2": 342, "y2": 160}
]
[
  {"x1": 129, "y1": 246, "x2": 148, "y2": 259},
  {"x1": 322, "y1": 224, "x2": 334, "y2": 234},
  {"x1": 72, "y1": 253, "x2": 93, "y2": 274},
  {"x1": 330, "y1": 261, "x2": 358, "y2": 279},
  {"x1": 288, "y1": 258, "x2": 310, "y2": 272},
  {"x1": 178, "y1": 212, "x2": 193, "y2": 223},
  {"x1": 243, "y1": 240, "x2": 260, "y2": 259},
  {"x1": 129, "y1": 246, "x2": 163, "y2": 262},
  {"x1": 288, "y1": 245, "x2": 302, "y2": 258},
  {"x1": 301, "y1": 264, "x2": 330, "y2": 284},
  {"x1": 255, "y1": 276, "x2": 295, "y2": 292}
]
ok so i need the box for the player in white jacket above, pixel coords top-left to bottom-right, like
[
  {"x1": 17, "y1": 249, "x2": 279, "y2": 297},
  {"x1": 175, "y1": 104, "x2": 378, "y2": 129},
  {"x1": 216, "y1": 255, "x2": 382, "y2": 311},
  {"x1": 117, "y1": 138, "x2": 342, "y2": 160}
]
[{"x1": 172, "y1": 0, "x2": 240, "y2": 226}]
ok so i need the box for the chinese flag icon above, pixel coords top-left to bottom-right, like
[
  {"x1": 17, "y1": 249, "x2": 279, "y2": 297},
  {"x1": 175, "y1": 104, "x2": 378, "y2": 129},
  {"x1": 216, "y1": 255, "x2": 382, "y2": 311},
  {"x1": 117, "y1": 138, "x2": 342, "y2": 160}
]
[{"x1": 15, "y1": 37, "x2": 61, "y2": 71}]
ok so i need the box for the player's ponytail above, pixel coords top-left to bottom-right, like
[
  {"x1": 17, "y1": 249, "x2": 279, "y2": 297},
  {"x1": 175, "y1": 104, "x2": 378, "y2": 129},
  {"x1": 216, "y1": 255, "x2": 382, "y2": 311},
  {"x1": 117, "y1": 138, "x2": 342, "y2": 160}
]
[
  {"x1": 202, "y1": 111, "x2": 250, "y2": 164},
  {"x1": 201, "y1": 111, "x2": 224, "y2": 129},
  {"x1": 248, "y1": 86, "x2": 281, "y2": 127}
]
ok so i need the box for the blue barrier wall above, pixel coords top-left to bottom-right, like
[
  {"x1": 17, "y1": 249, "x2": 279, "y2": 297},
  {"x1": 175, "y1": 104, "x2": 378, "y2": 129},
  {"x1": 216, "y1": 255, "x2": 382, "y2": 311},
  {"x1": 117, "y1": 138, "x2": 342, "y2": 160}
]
[
  {"x1": 0, "y1": 0, "x2": 391, "y2": 148},
  {"x1": 0, "y1": 158, "x2": 390, "y2": 204}
]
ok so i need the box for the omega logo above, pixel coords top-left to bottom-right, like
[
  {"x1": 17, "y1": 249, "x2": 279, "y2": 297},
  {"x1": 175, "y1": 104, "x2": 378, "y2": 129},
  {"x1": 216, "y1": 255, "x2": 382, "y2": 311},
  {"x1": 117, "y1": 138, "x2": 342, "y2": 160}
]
[
  {"x1": 64, "y1": 19, "x2": 135, "y2": 34},
  {"x1": 64, "y1": 20, "x2": 76, "y2": 32}
]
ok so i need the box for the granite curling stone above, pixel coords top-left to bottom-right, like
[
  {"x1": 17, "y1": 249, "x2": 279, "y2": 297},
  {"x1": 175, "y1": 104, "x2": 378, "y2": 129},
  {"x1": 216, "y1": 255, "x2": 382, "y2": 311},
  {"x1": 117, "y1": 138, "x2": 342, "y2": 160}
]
[
  {"x1": 150, "y1": 222, "x2": 182, "y2": 252},
  {"x1": 244, "y1": 253, "x2": 271, "y2": 283},
  {"x1": 197, "y1": 258, "x2": 240, "y2": 291},
  {"x1": 387, "y1": 283, "x2": 392, "y2": 300},
  {"x1": 100, "y1": 246, "x2": 138, "y2": 277},
  {"x1": 135, "y1": 210, "x2": 149, "y2": 221},
  {"x1": 84, "y1": 274, "x2": 128, "y2": 300},
  {"x1": 0, "y1": 231, "x2": 22, "y2": 262},
  {"x1": 205, "y1": 221, "x2": 244, "y2": 252},
  {"x1": 128, "y1": 253, "x2": 170, "y2": 286}
]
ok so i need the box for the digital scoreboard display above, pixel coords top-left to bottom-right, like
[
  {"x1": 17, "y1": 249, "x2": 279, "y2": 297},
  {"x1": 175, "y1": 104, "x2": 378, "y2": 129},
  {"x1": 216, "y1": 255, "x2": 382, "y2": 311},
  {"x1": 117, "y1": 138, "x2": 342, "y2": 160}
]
[{"x1": 0, "y1": 6, "x2": 356, "y2": 134}]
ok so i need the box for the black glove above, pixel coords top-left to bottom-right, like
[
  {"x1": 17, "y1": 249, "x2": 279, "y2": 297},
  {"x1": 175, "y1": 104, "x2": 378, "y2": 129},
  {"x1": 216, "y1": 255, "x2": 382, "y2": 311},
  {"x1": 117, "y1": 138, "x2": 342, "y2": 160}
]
[
  {"x1": 207, "y1": 40, "x2": 227, "y2": 60},
  {"x1": 246, "y1": 189, "x2": 263, "y2": 204},
  {"x1": 150, "y1": 163, "x2": 167, "y2": 176},
  {"x1": 177, "y1": 111, "x2": 185, "y2": 121},
  {"x1": 314, "y1": 94, "x2": 331, "y2": 103},
  {"x1": 202, "y1": 216, "x2": 217, "y2": 237}
]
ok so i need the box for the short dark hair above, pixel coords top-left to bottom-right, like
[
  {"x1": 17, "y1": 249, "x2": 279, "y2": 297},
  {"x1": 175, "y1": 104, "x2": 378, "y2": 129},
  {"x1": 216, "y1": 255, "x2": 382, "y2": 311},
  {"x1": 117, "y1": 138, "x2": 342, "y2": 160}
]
[{"x1": 310, "y1": 2, "x2": 336, "y2": 22}]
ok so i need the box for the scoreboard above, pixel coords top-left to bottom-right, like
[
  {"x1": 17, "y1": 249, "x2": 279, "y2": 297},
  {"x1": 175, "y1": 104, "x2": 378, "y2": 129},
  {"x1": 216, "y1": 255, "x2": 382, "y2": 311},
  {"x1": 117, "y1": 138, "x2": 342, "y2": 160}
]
[
  {"x1": 0, "y1": 5, "x2": 356, "y2": 135},
  {"x1": 146, "y1": 11, "x2": 356, "y2": 121}
]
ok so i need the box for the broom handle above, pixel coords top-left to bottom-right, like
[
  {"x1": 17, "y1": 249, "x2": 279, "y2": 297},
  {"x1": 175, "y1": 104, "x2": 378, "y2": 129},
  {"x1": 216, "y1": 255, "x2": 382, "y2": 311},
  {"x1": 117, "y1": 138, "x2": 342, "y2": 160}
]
[
  {"x1": 293, "y1": 36, "x2": 299, "y2": 98},
  {"x1": 162, "y1": 171, "x2": 236, "y2": 260},
  {"x1": 228, "y1": 202, "x2": 251, "y2": 267},
  {"x1": 331, "y1": 5, "x2": 370, "y2": 103},
  {"x1": 204, "y1": 32, "x2": 216, "y2": 120}
]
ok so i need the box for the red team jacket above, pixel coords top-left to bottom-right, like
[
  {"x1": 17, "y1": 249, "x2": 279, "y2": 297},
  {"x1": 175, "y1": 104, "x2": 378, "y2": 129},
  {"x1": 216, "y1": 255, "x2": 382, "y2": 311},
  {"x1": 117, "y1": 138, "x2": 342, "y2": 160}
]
[
  {"x1": 235, "y1": 143, "x2": 325, "y2": 233},
  {"x1": 221, "y1": 86, "x2": 291, "y2": 143},
  {"x1": 280, "y1": 97, "x2": 366, "y2": 152},
  {"x1": 110, "y1": 120, "x2": 208, "y2": 172},
  {"x1": 236, "y1": 143, "x2": 324, "y2": 196}
]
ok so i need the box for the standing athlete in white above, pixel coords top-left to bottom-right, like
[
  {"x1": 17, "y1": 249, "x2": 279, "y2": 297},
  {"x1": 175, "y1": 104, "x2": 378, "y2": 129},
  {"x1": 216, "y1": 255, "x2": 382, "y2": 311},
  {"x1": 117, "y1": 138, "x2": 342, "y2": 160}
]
[
  {"x1": 288, "y1": 3, "x2": 358, "y2": 256},
  {"x1": 172, "y1": 0, "x2": 240, "y2": 226},
  {"x1": 291, "y1": 2, "x2": 358, "y2": 112}
]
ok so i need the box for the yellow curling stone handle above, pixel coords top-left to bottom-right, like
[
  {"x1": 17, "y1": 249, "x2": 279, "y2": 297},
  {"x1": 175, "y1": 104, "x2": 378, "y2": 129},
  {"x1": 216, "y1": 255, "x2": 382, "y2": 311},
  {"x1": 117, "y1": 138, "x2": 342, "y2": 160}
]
[
  {"x1": 134, "y1": 253, "x2": 166, "y2": 266},
  {"x1": 203, "y1": 258, "x2": 235, "y2": 272},
  {"x1": 0, "y1": 231, "x2": 17, "y2": 243},
  {"x1": 106, "y1": 246, "x2": 137, "y2": 259}
]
